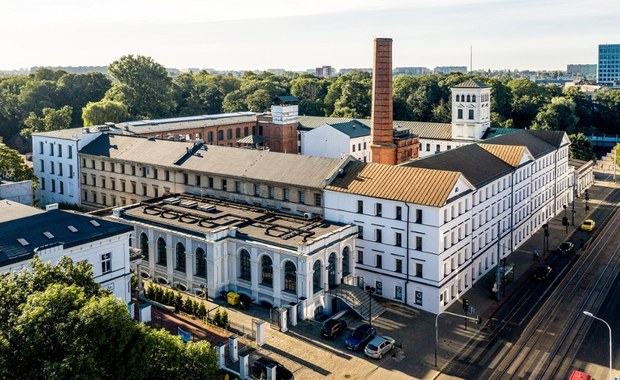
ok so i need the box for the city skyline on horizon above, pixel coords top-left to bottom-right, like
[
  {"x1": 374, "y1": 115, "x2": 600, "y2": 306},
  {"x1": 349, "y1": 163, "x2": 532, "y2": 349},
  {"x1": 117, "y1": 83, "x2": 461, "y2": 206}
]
[{"x1": 1, "y1": 0, "x2": 618, "y2": 72}]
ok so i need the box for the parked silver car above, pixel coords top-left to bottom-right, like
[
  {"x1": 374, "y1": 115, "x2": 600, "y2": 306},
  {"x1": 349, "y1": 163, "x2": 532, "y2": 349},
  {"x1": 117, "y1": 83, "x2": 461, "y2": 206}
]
[{"x1": 363, "y1": 336, "x2": 396, "y2": 359}]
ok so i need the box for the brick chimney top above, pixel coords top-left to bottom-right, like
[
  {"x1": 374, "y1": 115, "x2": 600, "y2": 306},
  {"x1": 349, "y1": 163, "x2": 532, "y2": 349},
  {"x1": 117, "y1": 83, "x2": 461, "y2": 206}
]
[{"x1": 370, "y1": 37, "x2": 396, "y2": 165}]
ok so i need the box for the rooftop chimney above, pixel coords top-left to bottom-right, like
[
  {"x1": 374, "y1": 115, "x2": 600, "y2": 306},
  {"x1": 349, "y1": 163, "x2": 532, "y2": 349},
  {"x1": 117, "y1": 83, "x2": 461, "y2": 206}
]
[{"x1": 370, "y1": 38, "x2": 396, "y2": 165}]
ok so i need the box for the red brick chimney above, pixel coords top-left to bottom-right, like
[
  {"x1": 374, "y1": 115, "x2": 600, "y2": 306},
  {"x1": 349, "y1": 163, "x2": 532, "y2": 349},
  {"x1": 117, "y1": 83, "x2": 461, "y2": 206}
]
[{"x1": 370, "y1": 38, "x2": 396, "y2": 165}]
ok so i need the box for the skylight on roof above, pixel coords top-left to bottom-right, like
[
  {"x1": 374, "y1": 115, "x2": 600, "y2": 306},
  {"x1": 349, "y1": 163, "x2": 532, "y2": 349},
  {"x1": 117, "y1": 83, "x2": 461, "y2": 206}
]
[
  {"x1": 43, "y1": 231, "x2": 55, "y2": 239},
  {"x1": 89, "y1": 220, "x2": 101, "y2": 227},
  {"x1": 17, "y1": 238, "x2": 29, "y2": 246},
  {"x1": 67, "y1": 225, "x2": 78, "y2": 233}
]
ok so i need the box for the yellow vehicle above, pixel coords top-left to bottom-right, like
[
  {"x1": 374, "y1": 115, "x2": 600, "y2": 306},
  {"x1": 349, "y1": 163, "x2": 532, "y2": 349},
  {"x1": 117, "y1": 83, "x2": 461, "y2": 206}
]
[{"x1": 580, "y1": 219, "x2": 595, "y2": 231}]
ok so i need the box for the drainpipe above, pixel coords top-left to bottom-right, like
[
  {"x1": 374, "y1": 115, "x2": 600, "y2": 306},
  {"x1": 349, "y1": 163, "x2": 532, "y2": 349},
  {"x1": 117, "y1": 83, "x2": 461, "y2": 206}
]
[
  {"x1": 510, "y1": 171, "x2": 515, "y2": 254},
  {"x1": 404, "y1": 202, "x2": 411, "y2": 304}
]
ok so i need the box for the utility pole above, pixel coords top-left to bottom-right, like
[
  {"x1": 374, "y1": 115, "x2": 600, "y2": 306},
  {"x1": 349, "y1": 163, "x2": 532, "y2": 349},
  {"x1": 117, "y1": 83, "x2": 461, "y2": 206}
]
[{"x1": 571, "y1": 180, "x2": 576, "y2": 226}]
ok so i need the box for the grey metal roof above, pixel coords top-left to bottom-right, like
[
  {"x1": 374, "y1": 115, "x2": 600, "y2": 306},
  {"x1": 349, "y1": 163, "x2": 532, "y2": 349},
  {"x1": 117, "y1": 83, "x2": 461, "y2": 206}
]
[
  {"x1": 330, "y1": 120, "x2": 370, "y2": 138},
  {"x1": 80, "y1": 134, "x2": 346, "y2": 189},
  {"x1": 298, "y1": 116, "x2": 451, "y2": 140},
  {"x1": 32, "y1": 127, "x2": 86, "y2": 140},
  {"x1": 403, "y1": 143, "x2": 514, "y2": 187},
  {"x1": 0, "y1": 201, "x2": 132, "y2": 266},
  {"x1": 453, "y1": 79, "x2": 490, "y2": 88},
  {"x1": 483, "y1": 130, "x2": 563, "y2": 158},
  {"x1": 116, "y1": 113, "x2": 258, "y2": 135}
]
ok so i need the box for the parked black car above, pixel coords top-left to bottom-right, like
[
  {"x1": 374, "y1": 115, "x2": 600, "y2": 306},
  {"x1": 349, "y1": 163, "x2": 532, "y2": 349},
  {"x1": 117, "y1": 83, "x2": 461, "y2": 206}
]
[
  {"x1": 558, "y1": 242, "x2": 574, "y2": 254},
  {"x1": 533, "y1": 265, "x2": 553, "y2": 281},
  {"x1": 238, "y1": 293, "x2": 252, "y2": 309},
  {"x1": 345, "y1": 324, "x2": 376, "y2": 351},
  {"x1": 320, "y1": 319, "x2": 348, "y2": 339},
  {"x1": 250, "y1": 357, "x2": 294, "y2": 380}
]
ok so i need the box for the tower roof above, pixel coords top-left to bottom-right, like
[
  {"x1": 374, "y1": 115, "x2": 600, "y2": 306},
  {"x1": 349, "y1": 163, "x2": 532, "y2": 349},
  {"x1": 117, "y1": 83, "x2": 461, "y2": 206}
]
[{"x1": 453, "y1": 79, "x2": 490, "y2": 89}]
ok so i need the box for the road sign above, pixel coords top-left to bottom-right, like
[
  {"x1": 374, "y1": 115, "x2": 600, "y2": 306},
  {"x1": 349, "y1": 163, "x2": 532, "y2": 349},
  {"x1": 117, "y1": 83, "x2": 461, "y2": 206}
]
[{"x1": 467, "y1": 306, "x2": 476, "y2": 315}]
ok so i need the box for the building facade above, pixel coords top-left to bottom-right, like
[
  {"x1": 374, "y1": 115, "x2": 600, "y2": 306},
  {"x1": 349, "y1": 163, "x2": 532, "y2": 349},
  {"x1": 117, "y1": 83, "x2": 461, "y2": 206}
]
[
  {"x1": 324, "y1": 130, "x2": 572, "y2": 314},
  {"x1": 0, "y1": 179, "x2": 33, "y2": 205},
  {"x1": 598, "y1": 44, "x2": 620, "y2": 86},
  {"x1": 0, "y1": 201, "x2": 134, "y2": 304},
  {"x1": 301, "y1": 121, "x2": 372, "y2": 161},
  {"x1": 111, "y1": 195, "x2": 358, "y2": 319}
]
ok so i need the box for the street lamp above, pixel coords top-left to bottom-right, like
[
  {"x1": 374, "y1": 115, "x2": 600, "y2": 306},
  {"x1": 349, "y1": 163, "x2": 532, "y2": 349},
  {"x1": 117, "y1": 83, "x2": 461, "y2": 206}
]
[
  {"x1": 583, "y1": 311, "x2": 612, "y2": 380},
  {"x1": 435, "y1": 310, "x2": 482, "y2": 367},
  {"x1": 365, "y1": 286, "x2": 376, "y2": 326}
]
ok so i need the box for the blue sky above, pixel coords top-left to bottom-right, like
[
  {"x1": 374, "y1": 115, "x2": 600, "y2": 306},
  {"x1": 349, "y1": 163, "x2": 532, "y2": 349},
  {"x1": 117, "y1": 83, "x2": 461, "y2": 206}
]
[{"x1": 1, "y1": 0, "x2": 618, "y2": 71}]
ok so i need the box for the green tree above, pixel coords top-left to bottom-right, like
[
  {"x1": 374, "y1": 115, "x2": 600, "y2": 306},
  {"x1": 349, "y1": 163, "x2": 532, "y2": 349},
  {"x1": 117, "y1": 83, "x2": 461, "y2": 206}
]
[
  {"x1": 21, "y1": 105, "x2": 73, "y2": 137},
  {"x1": 507, "y1": 78, "x2": 551, "y2": 129},
  {"x1": 56, "y1": 72, "x2": 111, "y2": 128},
  {"x1": 82, "y1": 100, "x2": 129, "y2": 126},
  {"x1": 563, "y1": 86, "x2": 593, "y2": 132},
  {"x1": 0, "y1": 143, "x2": 35, "y2": 181},
  {"x1": 106, "y1": 55, "x2": 175, "y2": 119},
  {"x1": 568, "y1": 133, "x2": 596, "y2": 161},
  {"x1": 222, "y1": 90, "x2": 247, "y2": 113},
  {"x1": 593, "y1": 89, "x2": 620, "y2": 134},
  {"x1": 246, "y1": 89, "x2": 272, "y2": 112},
  {"x1": 532, "y1": 97, "x2": 578, "y2": 132}
]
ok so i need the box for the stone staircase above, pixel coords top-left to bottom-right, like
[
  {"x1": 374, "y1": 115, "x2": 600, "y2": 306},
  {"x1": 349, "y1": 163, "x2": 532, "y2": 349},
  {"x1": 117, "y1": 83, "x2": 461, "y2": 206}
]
[{"x1": 328, "y1": 283, "x2": 386, "y2": 322}]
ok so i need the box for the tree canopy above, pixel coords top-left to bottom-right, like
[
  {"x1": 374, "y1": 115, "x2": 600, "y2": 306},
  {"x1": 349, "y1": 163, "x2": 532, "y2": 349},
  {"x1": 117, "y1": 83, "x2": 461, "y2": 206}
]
[
  {"x1": 0, "y1": 256, "x2": 218, "y2": 380},
  {"x1": 568, "y1": 133, "x2": 596, "y2": 161},
  {"x1": 0, "y1": 143, "x2": 35, "y2": 181}
]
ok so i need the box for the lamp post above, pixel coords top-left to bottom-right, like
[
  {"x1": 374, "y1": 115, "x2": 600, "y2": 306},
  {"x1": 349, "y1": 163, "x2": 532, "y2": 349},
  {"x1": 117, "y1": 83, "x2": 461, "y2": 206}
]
[
  {"x1": 583, "y1": 311, "x2": 612, "y2": 380},
  {"x1": 435, "y1": 311, "x2": 482, "y2": 367},
  {"x1": 365, "y1": 286, "x2": 376, "y2": 326}
]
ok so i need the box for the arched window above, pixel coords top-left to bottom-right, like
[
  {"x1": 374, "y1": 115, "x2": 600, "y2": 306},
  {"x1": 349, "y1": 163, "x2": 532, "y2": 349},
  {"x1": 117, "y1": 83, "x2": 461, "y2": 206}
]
[
  {"x1": 328, "y1": 252, "x2": 337, "y2": 287},
  {"x1": 312, "y1": 260, "x2": 322, "y2": 293},
  {"x1": 258, "y1": 125, "x2": 264, "y2": 136},
  {"x1": 472, "y1": 94, "x2": 476, "y2": 102},
  {"x1": 176, "y1": 242, "x2": 186, "y2": 273},
  {"x1": 239, "y1": 249, "x2": 251, "y2": 280},
  {"x1": 466, "y1": 94, "x2": 471, "y2": 102},
  {"x1": 342, "y1": 247, "x2": 350, "y2": 276},
  {"x1": 284, "y1": 261, "x2": 297, "y2": 293},
  {"x1": 195, "y1": 247, "x2": 206, "y2": 278},
  {"x1": 261, "y1": 255, "x2": 273, "y2": 287},
  {"x1": 140, "y1": 233, "x2": 149, "y2": 261},
  {"x1": 157, "y1": 238, "x2": 166, "y2": 267},
  {"x1": 456, "y1": 94, "x2": 460, "y2": 102}
]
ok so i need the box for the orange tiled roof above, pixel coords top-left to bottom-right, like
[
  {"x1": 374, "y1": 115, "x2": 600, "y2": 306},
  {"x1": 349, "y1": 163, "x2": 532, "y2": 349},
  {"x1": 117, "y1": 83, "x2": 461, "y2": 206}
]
[
  {"x1": 479, "y1": 143, "x2": 526, "y2": 168},
  {"x1": 325, "y1": 161, "x2": 460, "y2": 207}
]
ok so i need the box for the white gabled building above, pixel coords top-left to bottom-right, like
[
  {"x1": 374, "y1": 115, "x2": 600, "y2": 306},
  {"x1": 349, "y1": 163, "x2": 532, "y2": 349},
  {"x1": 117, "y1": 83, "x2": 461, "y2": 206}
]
[
  {"x1": 32, "y1": 127, "x2": 104, "y2": 207},
  {"x1": 324, "y1": 130, "x2": 572, "y2": 314},
  {"x1": 301, "y1": 120, "x2": 371, "y2": 161},
  {"x1": 0, "y1": 200, "x2": 134, "y2": 304}
]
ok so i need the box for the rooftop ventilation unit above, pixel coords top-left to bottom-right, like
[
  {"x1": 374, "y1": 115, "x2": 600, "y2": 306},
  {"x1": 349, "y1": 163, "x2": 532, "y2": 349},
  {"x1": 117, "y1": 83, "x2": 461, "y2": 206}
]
[
  {"x1": 163, "y1": 197, "x2": 181, "y2": 205},
  {"x1": 179, "y1": 200, "x2": 198, "y2": 209},
  {"x1": 303, "y1": 212, "x2": 314, "y2": 220},
  {"x1": 198, "y1": 204, "x2": 216, "y2": 212}
]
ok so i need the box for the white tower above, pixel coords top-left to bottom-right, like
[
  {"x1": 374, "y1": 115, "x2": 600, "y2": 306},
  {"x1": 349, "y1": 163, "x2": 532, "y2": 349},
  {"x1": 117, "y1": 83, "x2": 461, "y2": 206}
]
[{"x1": 451, "y1": 79, "x2": 491, "y2": 141}]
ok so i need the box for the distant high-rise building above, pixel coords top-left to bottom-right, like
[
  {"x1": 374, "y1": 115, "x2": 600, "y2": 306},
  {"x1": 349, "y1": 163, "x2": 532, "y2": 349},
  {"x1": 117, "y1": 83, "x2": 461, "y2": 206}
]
[
  {"x1": 393, "y1": 67, "x2": 431, "y2": 76},
  {"x1": 434, "y1": 66, "x2": 468, "y2": 75},
  {"x1": 566, "y1": 64, "x2": 597, "y2": 79},
  {"x1": 315, "y1": 66, "x2": 335, "y2": 77},
  {"x1": 598, "y1": 44, "x2": 620, "y2": 86}
]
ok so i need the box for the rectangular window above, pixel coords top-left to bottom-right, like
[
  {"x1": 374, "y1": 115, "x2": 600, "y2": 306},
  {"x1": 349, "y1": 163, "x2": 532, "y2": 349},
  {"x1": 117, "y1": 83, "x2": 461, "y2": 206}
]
[
  {"x1": 111, "y1": 179, "x2": 116, "y2": 190},
  {"x1": 82, "y1": 190, "x2": 87, "y2": 201},
  {"x1": 395, "y1": 285, "x2": 403, "y2": 300},
  {"x1": 375, "y1": 203, "x2": 382, "y2": 217},
  {"x1": 101, "y1": 252, "x2": 112, "y2": 274},
  {"x1": 235, "y1": 181, "x2": 241, "y2": 193},
  {"x1": 109, "y1": 162, "x2": 115, "y2": 173},
  {"x1": 376, "y1": 255, "x2": 382, "y2": 268},
  {"x1": 195, "y1": 175, "x2": 201, "y2": 187},
  {"x1": 131, "y1": 166, "x2": 136, "y2": 176},
  {"x1": 101, "y1": 178, "x2": 106, "y2": 189},
  {"x1": 358, "y1": 225, "x2": 364, "y2": 239},
  {"x1": 68, "y1": 145, "x2": 72, "y2": 159},
  {"x1": 153, "y1": 186, "x2": 158, "y2": 197},
  {"x1": 120, "y1": 164, "x2": 125, "y2": 174},
  {"x1": 82, "y1": 174, "x2": 87, "y2": 184},
  {"x1": 39, "y1": 141, "x2": 44, "y2": 154},
  {"x1": 268, "y1": 186, "x2": 274, "y2": 199},
  {"x1": 227, "y1": 129, "x2": 232, "y2": 139},
  {"x1": 131, "y1": 182, "x2": 136, "y2": 194},
  {"x1": 298, "y1": 191, "x2": 305, "y2": 204},
  {"x1": 468, "y1": 109, "x2": 474, "y2": 120},
  {"x1": 121, "y1": 180, "x2": 126, "y2": 192},
  {"x1": 396, "y1": 259, "x2": 402, "y2": 273},
  {"x1": 416, "y1": 263, "x2": 423, "y2": 277},
  {"x1": 101, "y1": 161, "x2": 105, "y2": 171},
  {"x1": 40, "y1": 177, "x2": 45, "y2": 190},
  {"x1": 395, "y1": 232, "x2": 402, "y2": 247},
  {"x1": 357, "y1": 250, "x2": 364, "y2": 264},
  {"x1": 152, "y1": 168, "x2": 157, "y2": 179},
  {"x1": 235, "y1": 128, "x2": 241, "y2": 138},
  {"x1": 50, "y1": 144, "x2": 54, "y2": 156},
  {"x1": 416, "y1": 209, "x2": 423, "y2": 223},
  {"x1": 254, "y1": 183, "x2": 260, "y2": 196},
  {"x1": 91, "y1": 174, "x2": 96, "y2": 186},
  {"x1": 415, "y1": 236, "x2": 422, "y2": 251},
  {"x1": 396, "y1": 206, "x2": 402, "y2": 220},
  {"x1": 222, "y1": 179, "x2": 227, "y2": 191},
  {"x1": 314, "y1": 193, "x2": 321, "y2": 207},
  {"x1": 207, "y1": 131, "x2": 213, "y2": 142},
  {"x1": 165, "y1": 170, "x2": 170, "y2": 181},
  {"x1": 101, "y1": 194, "x2": 106, "y2": 205},
  {"x1": 208, "y1": 177, "x2": 214, "y2": 188},
  {"x1": 283, "y1": 188, "x2": 289, "y2": 201},
  {"x1": 375, "y1": 281, "x2": 383, "y2": 296},
  {"x1": 426, "y1": 143, "x2": 430, "y2": 152},
  {"x1": 436, "y1": 144, "x2": 440, "y2": 152},
  {"x1": 142, "y1": 184, "x2": 147, "y2": 196},
  {"x1": 457, "y1": 109, "x2": 463, "y2": 119},
  {"x1": 244, "y1": 127, "x2": 248, "y2": 136},
  {"x1": 40, "y1": 159, "x2": 45, "y2": 172},
  {"x1": 415, "y1": 290, "x2": 423, "y2": 305},
  {"x1": 58, "y1": 163, "x2": 63, "y2": 176},
  {"x1": 217, "y1": 130, "x2": 223, "y2": 141},
  {"x1": 357, "y1": 200, "x2": 364, "y2": 214},
  {"x1": 183, "y1": 173, "x2": 189, "y2": 185},
  {"x1": 50, "y1": 161, "x2": 55, "y2": 174},
  {"x1": 57, "y1": 145, "x2": 62, "y2": 157},
  {"x1": 375, "y1": 229, "x2": 382, "y2": 243},
  {"x1": 68, "y1": 165, "x2": 73, "y2": 178},
  {"x1": 352, "y1": 144, "x2": 356, "y2": 152}
]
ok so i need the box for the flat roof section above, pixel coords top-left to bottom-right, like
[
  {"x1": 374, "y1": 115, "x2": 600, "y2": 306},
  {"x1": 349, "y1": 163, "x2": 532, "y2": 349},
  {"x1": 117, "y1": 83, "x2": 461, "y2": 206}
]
[{"x1": 117, "y1": 195, "x2": 349, "y2": 251}]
